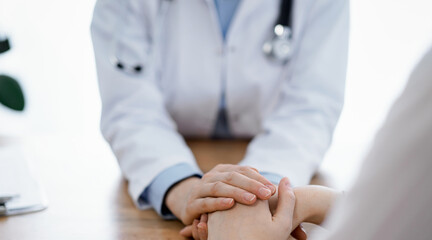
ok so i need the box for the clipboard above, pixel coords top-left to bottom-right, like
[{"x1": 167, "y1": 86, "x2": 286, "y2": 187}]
[{"x1": 0, "y1": 144, "x2": 48, "y2": 216}]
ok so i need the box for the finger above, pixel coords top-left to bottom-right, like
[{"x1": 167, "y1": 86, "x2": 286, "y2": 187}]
[
  {"x1": 273, "y1": 177, "x2": 296, "y2": 224},
  {"x1": 215, "y1": 165, "x2": 276, "y2": 194},
  {"x1": 179, "y1": 225, "x2": 193, "y2": 237},
  {"x1": 198, "y1": 215, "x2": 208, "y2": 240},
  {"x1": 291, "y1": 225, "x2": 307, "y2": 240},
  {"x1": 205, "y1": 171, "x2": 273, "y2": 200},
  {"x1": 186, "y1": 197, "x2": 234, "y2": 221},
  {"x1": 198, "y1": 182, "x2": 257, "y2": 204},
  {"x1": 200, "y1": 213, "x2": 208, "y2": 223},
  {"x1": 197, "y1": 222, "x2": 208, "y2": 240},
  {"x1": 192, "y1": 219, "x2": 199, "y2": 240}
]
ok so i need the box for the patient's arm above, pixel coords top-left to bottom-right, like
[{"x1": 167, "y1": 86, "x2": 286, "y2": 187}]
[
  {"x1": 207, "y1": 186, "x2": 339, "y2": 240},
  {"x1": 208, "y1": 186, "x2": 339, "y2": 239},
  {"x1": 181, "y1": 181, "x2": 340, "y2": 240}
]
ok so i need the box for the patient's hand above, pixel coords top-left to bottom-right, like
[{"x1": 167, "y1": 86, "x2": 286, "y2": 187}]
[
  {"x1": 208, "y1": 177, "x2": 296, "y2": 240},
  {"x1": 181, "y1": 183, "x2": 340, "y2": 239}
]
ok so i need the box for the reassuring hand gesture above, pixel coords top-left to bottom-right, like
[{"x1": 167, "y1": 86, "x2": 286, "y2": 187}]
[
  {"x1": 189, "y1": 177, "x2": 297, "y2": 240},
  {"x1": 181, "y1": 180, "x2": 340, "y2": 240},
  {"x1": 165, "y1": 164, "x2": 276, "y2": 225}
]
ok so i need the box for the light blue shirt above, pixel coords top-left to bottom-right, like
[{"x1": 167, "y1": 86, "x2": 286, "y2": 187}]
[
  {"x1": 214, "y1": 0, "x2": 241, "y2": 39},
  {"x1": 140, "y1": 0, "x2": 282, "y2": 219},
  {"x1": 212, "y1": 0, "x2": 241, "y2": 139}
]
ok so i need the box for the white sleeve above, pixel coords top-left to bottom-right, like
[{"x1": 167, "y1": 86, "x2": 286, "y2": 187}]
[
  {"x1": 241, "y1": 0, "x2": 350, "y2": 187},
  {"x1": 313, "y1": 47, "x2": 432, "y2": 240},
  {"x1": 90, "y1": 0, "x2": 201, "y2": 208}
]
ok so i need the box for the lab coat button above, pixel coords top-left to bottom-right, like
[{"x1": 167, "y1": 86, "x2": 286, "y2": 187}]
[{"x1": 216, "y1": 47, "x2": 223, "y2": 55}]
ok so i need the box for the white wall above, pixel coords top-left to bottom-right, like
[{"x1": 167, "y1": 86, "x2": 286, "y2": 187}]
[
  {"x1": 1, "y1": 0, "x2": 431, "y2": 189},
  {"x1": 322, "y1": 0, "x2": 432, "y2": 188},
  {"x1": 0, "y1": 0, "x2": 99, "y2": 136}
]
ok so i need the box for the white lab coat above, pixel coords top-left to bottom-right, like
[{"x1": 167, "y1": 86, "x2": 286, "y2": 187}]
[{"x1": 91, "y1": 0, "x2": 350, "y2": 208}]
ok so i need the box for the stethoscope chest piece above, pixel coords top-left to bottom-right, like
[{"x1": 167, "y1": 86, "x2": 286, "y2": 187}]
[{"x1": 263, "y1": 24, "x2": 293, "y2": 63}]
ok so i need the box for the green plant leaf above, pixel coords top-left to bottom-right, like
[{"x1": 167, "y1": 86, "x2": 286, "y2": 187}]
[
  {"x1": 0, "y1": 38, "x2": 10, "y2": 54},
  {"x1": 0, "y1": 75, "x2": 25, "y2": 111}
]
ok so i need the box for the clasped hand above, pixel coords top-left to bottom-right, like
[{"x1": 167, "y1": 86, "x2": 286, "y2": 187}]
[
  {"x1": 180, "y1": 179, "x2": 338, "y2": 240},
  {"x1": 165, "y1": 164, "x2": 277, "y2": 225}
]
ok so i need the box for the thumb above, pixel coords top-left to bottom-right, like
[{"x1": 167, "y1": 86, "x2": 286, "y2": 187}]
[
  {"x1": 273, "y1": 177, "x2": 296, "y2": 225},
  {"x1": 179, "y1": 225, "x2": 193, "y2": 237}
]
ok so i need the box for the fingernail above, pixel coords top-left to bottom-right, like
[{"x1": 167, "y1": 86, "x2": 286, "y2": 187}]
[
  {"x1": 222, "y1": 198, "x2": 234, "y2": 205},
  {"x1": 243, "y1": 193, "x2": 256, "y2": 202},
  {"x1": 301, "y1": 225, "x2": 306, "y2": 232},
  {"x1": 259, "y1": 187, "x2": 272, "y2": 198},
  {"x1": 197, "y1": 223, "x2": 205, "y2": 229},
  {"x1": 266, "y1": 184, "x2": 276, "y2": 193},
  {"x1": 300, "y1": 224, "x2": 307, "y2": 237},
  {"x1": 283, "y1": 177, "x2": 291, "y2": 187}
]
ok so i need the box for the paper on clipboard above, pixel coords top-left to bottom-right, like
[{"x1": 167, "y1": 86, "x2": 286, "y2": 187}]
[{"x1": 0, "y1": 144, "x2": 48, "y2": 216}]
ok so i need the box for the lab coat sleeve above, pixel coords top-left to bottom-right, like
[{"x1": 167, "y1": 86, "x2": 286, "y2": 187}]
[
  {"x1": 241, "y1": 0, "x2": 350, "y2": 187},
  {"x1": 260, "y1": 172, "x2": 284, "y2": 185},
  {"x1": 140, "y1": 163, "x2": 202, "y2": 219},
  {"x1": 90, "y1": 0, "x2": 201, "y2": 209}
]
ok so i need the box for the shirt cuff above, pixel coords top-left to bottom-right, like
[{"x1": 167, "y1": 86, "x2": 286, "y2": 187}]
[
  {"x1": 139, "y1": 163, "x2": 202, "y2": 219},
  {"x1": 260, "y1": 172, "x2": 284, "y2": 185}
]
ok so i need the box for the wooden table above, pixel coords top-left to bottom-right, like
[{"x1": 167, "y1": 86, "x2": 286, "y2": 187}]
[{"x1": 0, "y1": 136, "x2": 328, "y2": 240}]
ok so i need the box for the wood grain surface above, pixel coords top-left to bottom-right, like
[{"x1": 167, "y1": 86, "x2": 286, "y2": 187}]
[{"x1": 0, "y1": 137, "x2": 327, "y2": 240}]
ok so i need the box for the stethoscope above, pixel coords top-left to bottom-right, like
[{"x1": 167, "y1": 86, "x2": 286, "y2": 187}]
[
  {"x1": 263, "y1": 0, "x2": 294, "y2": 63},
  {"x1": 111, "y1": 0, "x2": 293, "y2": 75}
]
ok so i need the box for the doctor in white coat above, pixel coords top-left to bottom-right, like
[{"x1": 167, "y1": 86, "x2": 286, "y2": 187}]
[{"x1": 91, "y1": 0, "x2": 349, "y2": 226}]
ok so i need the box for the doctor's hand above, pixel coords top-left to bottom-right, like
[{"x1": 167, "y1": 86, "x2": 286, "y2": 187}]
[{"x1": 165, "y1": 164, "x2": 276, "y2": 225}]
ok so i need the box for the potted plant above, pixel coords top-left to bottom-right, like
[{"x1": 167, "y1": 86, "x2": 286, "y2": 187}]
[{"x1": 0, "y1": 36, "x2": 25, "y2": 111}]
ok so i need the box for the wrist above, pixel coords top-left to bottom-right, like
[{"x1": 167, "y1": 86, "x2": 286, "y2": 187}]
[
  {"x1": 165, "y1": 177, "x2": 200, "y2": 220},
  {"x1": 293, "y1": 187, "x2": 313, "y2": 226},
  {"x1": 307, "y1": 186, "x2": 339, "y2": 225},
  {"x1": 293, "y1": 186, "x2": 339, "y2": 226}
]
